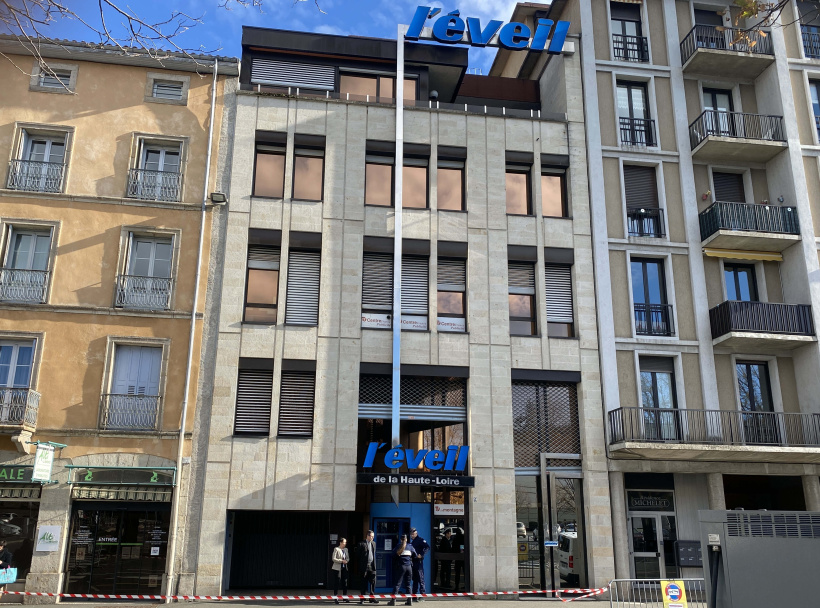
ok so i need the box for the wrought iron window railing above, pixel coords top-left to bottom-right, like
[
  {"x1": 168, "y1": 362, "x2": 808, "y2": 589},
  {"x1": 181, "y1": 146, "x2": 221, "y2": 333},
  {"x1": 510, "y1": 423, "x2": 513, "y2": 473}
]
[
  {"x1": 709, "y1": 301, "x2": 814, "y2": 339},
  {"x1": 680, "y1": 25, "x2": 773, "y2": 65},
  {"x1": 99, "y1": 394, "x2": 160, "y2": 431},
  {"x1": 115, "y1": 275, "x2": 173, "y2": 310},
  {"x1": 634, "y1": 303, "x2": 674, "y2": 336},
  {"x1": 612, "y1": 34, "x2": 649, "y2": 62},
  {"x1": 619, "y1": 117, "x2": 656, "y2": 146},
  {"x1": 0, "y1": 268, "x2": 49, "y2": 303},
  {"x1": 689, "y1": 111, "x2": 785, "y2": 149},
  {"x1": 698, "y1": 201, "x2": 799, "y2": 241},
  {"x1": 126, "y1": 169, "x2": 182, "y2": 202},
  {"x1": 627, "y1": 207, "x2": 665, "y2": 238},
  {"x1": 6, "y1": 160, "x2": 66, "y2": 193},
  {"x1": 802, "y1": 26, "x2": 820, "y2": 59},
  {"x1": 609, "y1": 406, "x2": 820, "y2": 448},
  {"x1": 0, "y1": 388, "x2": 40, "y2": 429}
]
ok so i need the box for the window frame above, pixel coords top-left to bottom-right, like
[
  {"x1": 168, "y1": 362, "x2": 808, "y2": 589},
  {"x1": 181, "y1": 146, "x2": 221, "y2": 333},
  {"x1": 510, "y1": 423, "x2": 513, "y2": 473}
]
[
  {"x1": 436, "y1": 257, "x2": 467, "y2": 333},
  {"x1": 291, "y1": 146, "x2": 326, "y2": 202},
  {"x1": 233, "y1": 362, "x2": 274, "y2": 436},
  {"x1": 0, "y1": 220, "x2": 58, "y2": 305},
  {"x1": 29, "y1": 61, "x2": 78, "y2": 94},
  {"x1": 544, "y1": 263, "x2": 574, "y2": 338},
  {"x1": 361, "y1": 251, "x2": 394, "y2": 329},
  {"x1": 616, "y1": 80, "x2": 650, "y2": 121},
  {"x1": 735, "y1": 360, "x2": 775, "y2": 413},
  {"x1": 723, "y1": 262, "x2": 759, "y2": 302},
  {"x1": 144, "y1": 72, "x2": 190, "y2": 106},
  {"x1": 365, "y1": 154, "x2": 395, "y2": 207},
  {"x1": 339, "y1": 71, "x2": 419, "y2": 102},
  {"x1": 437, "y1": 159, "x2": 465, "y2": 212},
  {"x1": 0, "y1": 339, "x2": 37, "y2": 389},
  {"x1": 505, "y1": 165, "x2": 533, "y2": 216},
  {"x1": 277, "y1": 369, "x2": 317, "y2": 438},
  {"x1": 403, "y1": 156, "x2": 430, "y2": 210},
  {"x1": 243, "y1": 245, "x2": 281, "y2": 325},
  {"x1": 116, "y1": 227, "x2": 180, "y2": 310},
  {"x1": 540, "y1": 168, "x2": 568, "y2": 218},
  {"x1": 508, "y1": 262, "x2": 538, "y2": 336},
  {"x1": 253, "y1": 144, "x2": 286, "y2": 199}
]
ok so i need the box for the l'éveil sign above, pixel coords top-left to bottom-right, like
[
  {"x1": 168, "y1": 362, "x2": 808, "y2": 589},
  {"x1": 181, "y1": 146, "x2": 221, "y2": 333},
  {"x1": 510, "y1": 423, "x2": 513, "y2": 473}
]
[
  {"x1": 32, "y1": 444, "x2": 55, "y2": 483},
  {"x1": 357, "y1": 442, "x2": 474, "y2": 487},
  {"x1": 406, "y1": 6, "x2": 570, "y2": 54}
]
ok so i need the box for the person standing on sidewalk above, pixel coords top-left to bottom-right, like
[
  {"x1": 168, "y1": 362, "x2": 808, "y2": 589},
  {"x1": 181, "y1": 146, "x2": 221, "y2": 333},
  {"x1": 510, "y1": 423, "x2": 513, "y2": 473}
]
[
  {"x1": 332, "y1": 538, "x2": 351, "y2": 604},
  {"x1": 408, "y1": 528, "x2": 429, "y2": 600},
  {"x1": 438, "y1": 530, "x2": 453, "y2": 589},
  {"x1": 357, "y1": 530, "x2": 379, "y2": 605},
  {"x1": 388, "y1": 534, "x2": 416, "y2": 606}
]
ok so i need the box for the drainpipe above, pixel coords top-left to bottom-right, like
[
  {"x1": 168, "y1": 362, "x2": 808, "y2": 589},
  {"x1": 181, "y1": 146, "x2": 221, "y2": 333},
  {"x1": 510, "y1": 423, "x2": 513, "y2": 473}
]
[{"x1": 165, "y1": 58, "x2": 218, "y2": 601}]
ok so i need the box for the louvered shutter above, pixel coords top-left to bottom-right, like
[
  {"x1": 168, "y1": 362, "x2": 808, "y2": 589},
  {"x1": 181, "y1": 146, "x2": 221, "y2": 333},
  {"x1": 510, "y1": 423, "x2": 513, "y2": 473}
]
[
  {"x1": 623, "y1": 165, "x2": 659, "y2": 208},
  {"x1": 362, "y1": 252, "x2": 393, "y2": 310},
  {"x1": 713, "y1": 172, "x2": 745, "y2": 202},
  {"x1": 278, "y1": 371, "x2": 316, "y2": 436},
  {"x1": 234, "y1": 369, "x2": 273, "y2": 434},
  {"x1": 285, "y1": 250, "x2": 321, "y2": 325},
  {"x1": 437, "y1": 258, "x2": 466, "y2": 292},
  {"x1": 508, "y1": 263, "x2": 535, "y2": 295},
  {"x1": 248, "y1": 245, "x2": 280, "y2": 270},
  {"x1": 112, "y1": 346, "x2": 161, "y2": 396},
  {"x1": 152, "y1": 81, "x2": 183, "y2": 100},
  {"x1": 251, "y1": 59, "x2": 335, "y2": 90},
  {"x1": 402, "y1": 256, "x2": 429, "y2": 315},
  {"x1": 545, "y1": 265, "x2": 574, "y2": 323}
]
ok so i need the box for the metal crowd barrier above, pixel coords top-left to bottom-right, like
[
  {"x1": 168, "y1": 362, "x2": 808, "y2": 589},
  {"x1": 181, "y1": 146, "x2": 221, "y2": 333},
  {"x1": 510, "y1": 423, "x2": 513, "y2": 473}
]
[{"x1": 609, "y1": 579, "x2": 707, "y2": 608}]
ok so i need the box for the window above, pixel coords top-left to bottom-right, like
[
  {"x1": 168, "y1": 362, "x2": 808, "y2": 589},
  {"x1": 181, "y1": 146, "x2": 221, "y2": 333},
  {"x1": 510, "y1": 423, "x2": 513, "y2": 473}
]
[
  {"x1": 362, "y1": 251, "x2": 393, "y2": 328},
  {"x1": 152, "y1": 81, "x2": 183, "y2": 100},
  {"x1": 145, "y1": 72, "x2": 189, "y2": 105},
  {"x1": 631, "y1": 258, "x2": 672, "y2": 336},
  {"x1": 0, "y1": 228, "x2": 51, "y2": 303},
  {"x1": 437, "y1": 257, "x2": 466, "y2": 332},
  {"x1": 244, "y1": 245, "x2": 280, "y2": 324},
  {"x1": 640, "y1": 357, "x2": 678, "y2": 441},
  {"x1": 617, "y1": 81, "x2": 654, "y2": 146},
  {"x1": 403, "y1": 158, "x2": 429, "y2": 209},
  {"x1": 511, "y1": 381, "x2": 580, "y2": 467},
  {"x1": 610, "y1": 2, "x2": 648, "y2": 62},
  {"x1": 39, "y1": 70, "x2": 71, "y2": 89},
  {"x1": 437, "y1": 159, "x2": 464, "y2": 211},
  {"x1": 736, "y1": 360, "x2": 778, "y2": 444},
  {"x1": 506, "y1": 166, "x2": 531, "y2": 215},
  {"x1": 234, "y1": 362, "x2": 273, "y2": 435},
  {"x1": 103, "y1": 345, "x2": 162, "y2": 431},
  {"x1": 402, "y1": 256, "x2": 429, "y2": 330},
  {"x1": 712, "y1": 171, "x2": 745, "y2": 203},
  {"x1": 254, "y1": 144, "x2": 286, "y2": 198},
  {"x1": 541, "y1": 170, "x2": 566, "y2": 217},
  {"x1": 624, "y1": 165, "x2": 663, "y2": 238},
  {"x1": 509, "y1": 262, "x2": 536, "y2": 335},
  {"x1": 278, "y1": 369, "x2": 316, "y2": 437},
  {"x1": 7, "y1": 131, "x2": 67, "y2": 193},
  {"x1": 339, "y1": 73, "x2": 417, "y2": 102},
  {"x1": 545, "y1": 264, "x2": 573, "y2": 337},
  {"x1": 127, "y1": 142, "x2": 182, "y2": 202},
  {"x1": 702, "y1": 88, "x2": 734, "y2": 136},
  {"x1": 365, "y1": 155, "x2": 394, "y2": 206},
  {"x1": 293, "y1": 147, "x2": 325, "y2": 201},
  {"x1": 695, "y1": 9, "x2": 727, "y2": 49},
  {"x1": 0, "y1": 341, "x2": 35, "y2": 389},
  {"x1": 116, "y1": 235, "x2": 173, "y2": 310},
  {"x1": 284, "y1": 249, "x2": 321, "y2": 326},
  {"x1": 250, "y1": 58, "x2": 334, "y2": 90},
  {"x1": 724, "y1": 263, "x2": 758, "y2": 302},
  {"x1": 29, "y1": 62, "x2": 77, "y2": 94},
  {"x1": 811, "y1": 81, "x2": 820, "y2": 139}
]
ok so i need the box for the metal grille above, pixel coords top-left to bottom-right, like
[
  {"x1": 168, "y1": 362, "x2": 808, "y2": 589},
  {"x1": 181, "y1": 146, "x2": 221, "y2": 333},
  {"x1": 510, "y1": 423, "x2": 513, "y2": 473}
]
[
  {"x1": 72, "y1": 485, "x2": 172, "y2": 502},
  {"x1": 359, "y1": 375, "x2": 466, "y2": 407},
  {"x1": 6, "y1": 160, "x2": 66, "y2": 193},
  {"x1": 234, "y1": 369, "x2": 273, "y2": 435},
  {"x1": 152, "y1": 81, "x2": 183, "y2": 100},
  {"x1": 0, "y1": 485, "x2": 40, "y2": 499},
  {"x1": 727, "y1": 512, "x2": 820, "y2": 539},
  {"x1": 544, "y1": 265, "x2": 573, "y2": 324},
  {"x1": 0, "y1": 388, "x2": 40, "y2": 430},
  {"x1": 278, "y1": 371, "x2": 315, "y2": 437},
  {"x1": 362, "y1": 252, "x2": 393, "y2": 311},
  {"x1": 508, "y1": 262, "x2": 535, "y2": 294},
  {"x1": 251, "y1": 58, "x2": 335, "y2": 90},
  {"x1": 115, "y1": 275, "x2": 172, "y2": 310},
  {"x1": 512, "y1": 381, "x2": 579, "y2": 467},
  {"x1": 126, "y1": 168, "x2": 182, "y2": 202},
  {"x1": 402, "y1": 256, "x2": 428, "y2": 315},
  {"x1": 99, "y1": 394, "x2": 159, "y2": 431},
  {"x1": 0, "y1": 268, "x2": 49, "y2": 303},
  {"x1": 609, "y1": 579, "x2": 707, "y2": 608},
  {"x1": 285, "y1": 250, "x2": 321, "y2": 325}
]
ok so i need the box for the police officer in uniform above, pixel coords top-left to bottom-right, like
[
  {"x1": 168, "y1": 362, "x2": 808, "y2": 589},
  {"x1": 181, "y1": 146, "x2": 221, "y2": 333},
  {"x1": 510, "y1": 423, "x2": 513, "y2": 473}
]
[{"x1": 409, "y1": 528, "x2": 429, "y2": 600}]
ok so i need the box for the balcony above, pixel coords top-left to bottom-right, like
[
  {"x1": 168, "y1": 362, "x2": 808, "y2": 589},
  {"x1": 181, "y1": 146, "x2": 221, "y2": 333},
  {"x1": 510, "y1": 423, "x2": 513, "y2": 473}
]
[
  {"x1": 100, "y1": 394, "x2": 160, "y2": 431},
  {"x1": 634, "y1": 303, "x2": 675, "y2": 337},
  {"x1": 126, "y1": 169, "x2": 182, "y2": 202},
  {"x1": 699, "y1": 201, "x2": 800, "y2": 251},
  {"x1": 680, "y1": 26, "x2": 774, "y2": 79},
  {"x1": 627, "y1": 207, "x2": 665, "y2": 238},
  {"x1": 689, "y1": 111, "x2": 786, "y2": 162},
  {"x1": 620, "y1": 117, "x2": 656, "y2": 147},
  {"x1": 709, "y1": 300, "x2": 815, "y2": 351},
  {"x1": 609, "y1": 407, "x2": 820, "y2": 463},
  {"x1": 0, "y1": 268, "x2": 49, "y2": 303},
  {"x1": 613, "y1": 34, "x2": 649, "y2": 62},
  {"x1": 6, "y1": 160, "x2": 65, "y2": 193},
  {"x1": 115, "y1": 275, "x2": 172, "y2": 310},
  {"x1": 0, "y1": 388, "x2": 39, "y2": 432},
  {"x1": 802, "y1": 26, "x2": 820, "y2": 59}
]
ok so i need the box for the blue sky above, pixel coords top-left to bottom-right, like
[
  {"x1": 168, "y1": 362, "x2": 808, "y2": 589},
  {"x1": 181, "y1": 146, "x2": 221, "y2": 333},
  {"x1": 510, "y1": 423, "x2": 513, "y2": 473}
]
[{"x1": 45, "y1": 0, "x2": 519, "y2": 74}]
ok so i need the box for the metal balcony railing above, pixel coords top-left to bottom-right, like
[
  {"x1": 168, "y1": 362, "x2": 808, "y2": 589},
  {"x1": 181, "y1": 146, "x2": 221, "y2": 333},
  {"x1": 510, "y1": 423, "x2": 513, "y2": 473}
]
[
  {"x1": 100, "y1": 394, "x2": 160, "y2": 431},
  {"x1": 115, "y1": 275, "x2": 172, "y2": 310},
  {"x1": 6, "y1": 160, "x2": 66, "y2": 193},
  {"x1": 0, "y1": 268, "x2": 49, "y2": 303},
  {"x1": 620, "y1": 117, "x2": 656, "y2": 146},
  {"x1": 0, "y1": 388, "x2": 40, "y2": 430},
  {"x1": 689, "y1": 111, "x2": 785, "y2": 149},
  {"x1": 802, "y1": 26, "x2": 820, "y2": 59},
  {"x1": 680, "y1": 25, "x2": 773, "y2": 65},
  {"x1": 612, "y1": 34, "x2": 649, "y2": 62},
  {"x1": 609, "y1": 406, "x2": 820, "y2": 448},
  {"x1": 699, "y1": 201, "x2": 799, "y2": 241},
  {"x1": 709, "y1": 301, "x2": 814, "y2": 339},
  {"x1": 634, "y1": 303, "x2": 675, "y2": 336},
  {"x1": 126, "y1": 169, "x2": 182, "y2": 202},
  {"x1": 627, "y1": 207, "x2": 665, "y2": 238}
]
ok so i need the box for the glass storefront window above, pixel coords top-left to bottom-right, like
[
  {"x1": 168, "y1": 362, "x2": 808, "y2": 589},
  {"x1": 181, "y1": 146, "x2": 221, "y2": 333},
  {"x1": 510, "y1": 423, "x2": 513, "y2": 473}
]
[{"x1": 0, "y1": 501, "x2": 38, "y2": 580}]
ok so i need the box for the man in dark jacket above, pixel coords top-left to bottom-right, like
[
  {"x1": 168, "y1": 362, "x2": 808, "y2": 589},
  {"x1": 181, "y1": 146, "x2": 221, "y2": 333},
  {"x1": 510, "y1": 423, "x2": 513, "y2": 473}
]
[
  {"x1": 388, "y1": 534, "x2": 415, "y2": 606},
  {"x1": 409, "y1": 528, "x2": 429, "y2": 599},
  {"x1": 437, "y1": 530, "x2": 453, "y2": 588},
  {"x1": 357, "y1": 530, "x2": 379, "y2": 605}
]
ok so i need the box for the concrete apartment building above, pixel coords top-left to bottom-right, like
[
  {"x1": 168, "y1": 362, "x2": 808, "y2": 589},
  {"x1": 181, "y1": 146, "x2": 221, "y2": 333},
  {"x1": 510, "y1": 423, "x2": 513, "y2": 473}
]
[
  {"x1": 180, "y1": 9, "x2": 616, "y2": 596},
  {"x1": 0, "y1": 38, "x2": 237, "y2": 597},
  {"x1": 566, "y1": 0, "x2": 820, "y2": 583}
]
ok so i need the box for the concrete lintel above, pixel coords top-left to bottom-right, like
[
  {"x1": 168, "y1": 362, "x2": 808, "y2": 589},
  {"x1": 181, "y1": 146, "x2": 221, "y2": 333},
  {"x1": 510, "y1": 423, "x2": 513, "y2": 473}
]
[
  {"x1": 701, "y1": 230, "x2": 800, "y2": 253},
  {"x1": 682, "y1": 49, "x2": 775, "y2": 80},
  {"x1": 711, "y1": 331, "x2": 816, "y2": 352},
  {"x1": 609, "y1": 441, "x2": 820, "y2": 463},
  {"x1": 691, "y1": 137, "x2": 788, "y2": 163}
]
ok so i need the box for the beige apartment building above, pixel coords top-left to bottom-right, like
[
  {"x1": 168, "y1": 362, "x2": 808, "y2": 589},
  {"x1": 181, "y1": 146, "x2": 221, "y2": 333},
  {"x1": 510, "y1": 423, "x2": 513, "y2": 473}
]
[
  {"x1": 0, "y1": 37, "x2": 237, "y2": 598},
  {"x1": 563, "y1": 0, "x2": 820, "y2": 583}
]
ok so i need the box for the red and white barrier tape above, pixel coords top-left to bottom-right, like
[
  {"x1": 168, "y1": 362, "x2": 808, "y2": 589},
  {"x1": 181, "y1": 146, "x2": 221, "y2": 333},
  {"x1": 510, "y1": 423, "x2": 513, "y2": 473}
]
[{"x1": 0, "y1": 587, "x2": 608, "y2": 603}]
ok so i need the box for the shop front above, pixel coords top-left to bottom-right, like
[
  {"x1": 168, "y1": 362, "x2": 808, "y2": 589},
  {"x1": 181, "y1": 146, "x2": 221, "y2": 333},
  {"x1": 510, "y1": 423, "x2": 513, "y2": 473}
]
[{"x1": 0, "y1": 463, "x2": 41, "y2": 584}]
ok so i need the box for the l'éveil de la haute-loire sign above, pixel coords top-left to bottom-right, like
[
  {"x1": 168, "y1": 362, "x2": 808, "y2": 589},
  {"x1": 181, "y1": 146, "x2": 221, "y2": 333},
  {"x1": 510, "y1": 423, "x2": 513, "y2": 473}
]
[
  {"x1": 406, "y1": 6, "x2": 570, "y2": 54},
  {"x1": 357, "y1": 442, "x2": 475, "y2": 487}
]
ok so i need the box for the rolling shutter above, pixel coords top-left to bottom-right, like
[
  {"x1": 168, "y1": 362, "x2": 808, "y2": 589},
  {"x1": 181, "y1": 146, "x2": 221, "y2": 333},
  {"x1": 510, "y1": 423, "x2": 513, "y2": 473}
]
[
  {"x1": 362, "y1": 252, "x2": 393, "y2": 311},
  {"x1": 278, "y1": 371, "x2": 316, "y2": 437},
  {"x1": 402, "y1": 256, "x2": 429, "y2": 315},
  {"x1": 713, "y1": 172, "x2": 745, "y2": 202},
  {"x1": 285, "y1": 250, "x2": 321, "y2": 325},
  {"x1": 251, "y1": 58, "x2": 335, "y2": 90},
  {"x1": 623, "y1": 165, "x2": 659, "y2": 208},
  {"x1": 508, "y1": 262, "x2": 535, "y2": 294},
  {"x1": 437, "y1": 258, "x2": 466, "y2": 292},
  {"x1": 234, "y1": 369, "x2": 273, "y2": 434},
  {"x1": 545, "y1": 264, "x2": 574, "y2": 323},
  {"x1": 248, "y1": 245, "x2": 280, "y2": 270}
]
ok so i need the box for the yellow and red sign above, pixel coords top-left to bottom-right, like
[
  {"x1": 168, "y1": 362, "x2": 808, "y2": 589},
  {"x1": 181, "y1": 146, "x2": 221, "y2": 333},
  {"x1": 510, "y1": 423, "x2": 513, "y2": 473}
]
[{"x1": 661, "y1": 580, "x2": 688, "y2": 608}]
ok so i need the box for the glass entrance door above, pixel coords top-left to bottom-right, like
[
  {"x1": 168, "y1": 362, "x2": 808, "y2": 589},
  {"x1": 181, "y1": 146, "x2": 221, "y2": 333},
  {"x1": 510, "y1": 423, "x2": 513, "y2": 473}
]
[
  {"x1": 372, "y1": 517, "x2": 410, "y2": 592},
  {"x1": 629, "y1": 514, "x2": 678, "y2": 579}
]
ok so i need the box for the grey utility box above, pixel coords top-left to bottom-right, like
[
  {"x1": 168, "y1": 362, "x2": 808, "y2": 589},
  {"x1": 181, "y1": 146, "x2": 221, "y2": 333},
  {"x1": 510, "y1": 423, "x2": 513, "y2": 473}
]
[{"x1": 699, "y1": 510, "x2": 820, "y2": 608}]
